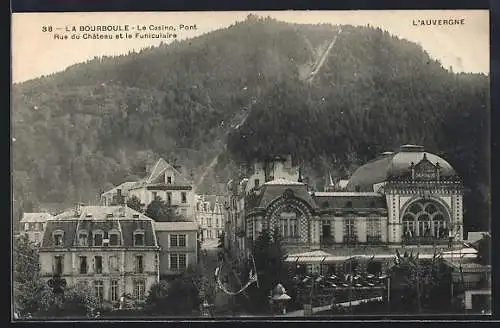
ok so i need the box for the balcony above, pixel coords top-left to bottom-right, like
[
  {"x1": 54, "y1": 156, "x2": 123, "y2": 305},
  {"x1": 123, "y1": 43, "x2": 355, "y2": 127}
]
[
  {"x1": 320, "y1": 236, "x2": 336, "y2": 246},
  {"x1": 343, "y1": 236, "x2": 359, "y2": 245},
  {"x1": 402, "y1": 236, "x2": 449, "y2": 245}
]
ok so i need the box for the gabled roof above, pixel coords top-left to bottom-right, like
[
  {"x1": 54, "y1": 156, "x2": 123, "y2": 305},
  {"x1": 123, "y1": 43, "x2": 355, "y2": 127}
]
[
  {"x1": 20, "y1": 212, "x2": 54, "y2": 223},
  {"x1": 196, "y1": 194, "x2": 224, "y2": 212},
  {"x1": 246, "y1": 182, "x2": 317, "y2": 210},
  {"x1": 131, "y1": 158, "x2": 193, "y2": 189}
]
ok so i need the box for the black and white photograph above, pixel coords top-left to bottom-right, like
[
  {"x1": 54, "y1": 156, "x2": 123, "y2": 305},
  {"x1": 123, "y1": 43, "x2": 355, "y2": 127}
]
[{"x1": 11, "y1": 10, "x2": 491, "y2": 320}]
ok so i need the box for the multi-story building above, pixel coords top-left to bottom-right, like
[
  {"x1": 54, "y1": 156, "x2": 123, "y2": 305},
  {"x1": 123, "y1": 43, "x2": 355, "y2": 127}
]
[
  {"x1": 154, "y1": 222, "x2": 199, "y2": 279},
  {"x1": 38, "y1": 205, "x2": 160, "y2": 307},
  {"x1": 100, "y1": 158, "x2": 196, "y2": 220},
  {"x1": 120, "y1": 158, "x2": 196, "y2": 221},
  {"x1": 225, "y1": 145, "x2": 466, "y2": 274},
  {"x1": 19, "y1": 212, "x2": 53, "y2": 245},
  {"x1": 195, "y1": 195, "x2": 225, "y2": 242},
  {"x1": 100, "y1": 182, "x2": 138, "y2": 206}
]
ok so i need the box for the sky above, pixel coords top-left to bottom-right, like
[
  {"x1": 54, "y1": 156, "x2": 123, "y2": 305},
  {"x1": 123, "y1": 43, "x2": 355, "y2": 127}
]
[{"x1": 11, "y1": 10, "x2": 489, "y2": 83}]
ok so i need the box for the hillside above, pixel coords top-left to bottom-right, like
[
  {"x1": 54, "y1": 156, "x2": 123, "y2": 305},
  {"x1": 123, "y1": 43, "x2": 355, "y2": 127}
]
[{"x1": 11, "y1": 15, "x2": 489, "y2": 231}]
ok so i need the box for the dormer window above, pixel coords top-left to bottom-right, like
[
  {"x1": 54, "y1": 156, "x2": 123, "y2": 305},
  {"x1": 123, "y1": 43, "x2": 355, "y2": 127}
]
[
  {"x1": 93, "y1": 231, "x2": 104, "y2": 246},
  {"x1": 134, "y1": 230, "x2": 145, "y2": 246},
  {"x1": 78, "y1": 231, "x2": 88, "y2": 246},
  {"x1": 167, "y1": 176, "x2": 172, "y2": 184},
  {"x1": 109, "y1": 230, "x2": 120, "y2": 246},
  {"x1": 53, "y1": 230, "x2": 64, "y2": 247}
]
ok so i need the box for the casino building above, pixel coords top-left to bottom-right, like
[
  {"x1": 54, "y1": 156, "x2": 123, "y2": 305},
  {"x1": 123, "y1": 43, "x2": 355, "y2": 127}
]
[{"x1": 224, "y1": 145, "x2": 465, "y2": 274}]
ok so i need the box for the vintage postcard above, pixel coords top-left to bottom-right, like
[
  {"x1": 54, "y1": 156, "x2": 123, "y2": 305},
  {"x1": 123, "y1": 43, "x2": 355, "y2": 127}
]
[{"x1": 11, "y1": 10, "x2": 491, "y2": 320}]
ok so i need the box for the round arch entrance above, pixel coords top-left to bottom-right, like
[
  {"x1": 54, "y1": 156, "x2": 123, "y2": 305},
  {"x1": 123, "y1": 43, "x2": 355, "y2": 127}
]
[{"x1": 401, "y1": 199, "x2": 450, "y2": 242}]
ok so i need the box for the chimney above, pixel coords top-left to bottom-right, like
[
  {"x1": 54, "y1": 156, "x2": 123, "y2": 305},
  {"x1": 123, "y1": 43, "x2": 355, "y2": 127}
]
[{"x1": 74, "y1": 203, "x2": 82, "y2": 217}]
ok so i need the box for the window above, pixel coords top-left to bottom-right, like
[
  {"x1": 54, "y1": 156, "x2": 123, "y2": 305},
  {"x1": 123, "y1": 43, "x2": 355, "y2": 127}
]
[
  {"x1": 279, "y1": 212, "x2": 298, "y2": 239},
  {"x1": 167, "y1": 192, "x2": 172, "y2": 205},
  {"x1": 109, "y1": 256, "x2": 119, "y2": 272},
  {"x1": 53, "y1": 231, "x2": 64, "y2": 247},
  {"x1": 254, "y1": 179, "x2": 260, "y2": 188},
  {"x1": 170, "y1": 254, "x2": 178, "y2": 270},
  {"x1": 170, "y1": 235, "x2": 178, "y2": 247},
  {"x1": 207, "y1": 218, "x2": 212, "y2": 227},
  {"x1": 343, "y1": 218, "x2": 357, "y2": 242},
  {"x1": 181, "y1": 192, "x2": 187, "y2": 203},
  {"x1": 167, "y1": 176, "x2": 172, "y2": 184},
  {"x1": 134, "y1": 231, "x2": 145, "y2": 246},
  {"x1": 94, "y1": 280, "x2": 104, "y2": 303},
  {"x1": 79, "y1": 256, "x2": 88, "y2": 274},
  {"x1": 135, "y1": 255, "x2": 144, "y2": 273},
  {"x1": 93, "y1": 231, "x2": 104, "y2": 246},
  {"x1": 152, "y1": 191, "x2": 158, "y2": 199},
  {"x1": 170, "y1": 253, "x2": 187, "y2": 270},
  {"x1": 95, "y1": 256, "x2": 103, "y2": 274},
  {"x1": 54, "y1": 255, "x2": 63, "y2": 275},
  {"x1": 111, "y1": 279, "x2": 119, "y2": 302},
  {"x1": 109, "y1": 232, "x2": 120, "y2": 246},
  {"x1": 204, "y1": 204, "x2": 207, "y2": 212},
  {"x1": 170, "y1": 234, "x2": 187, "y2": 247},
  {"x1": 78, "y1": 231, "x2": 88, "y2": 246},
  {"x1": 133, "y1": 279, "x2": 146, "y2": 301},
  {"x1": 178, "y1": 235, "x2": 186, "y2": 247},
  {"x1": 367, "y1": 218, "x2": 381, "y2": 242},
  {"x1": 36, "y1": 222, "x2": 42, "y2": 231},
  {"x1": 24, "y1": 223, "x2": 29, "y2": 231},
  {"x1": 34, "y1": 232, "x2": 41, "y2": 242}
]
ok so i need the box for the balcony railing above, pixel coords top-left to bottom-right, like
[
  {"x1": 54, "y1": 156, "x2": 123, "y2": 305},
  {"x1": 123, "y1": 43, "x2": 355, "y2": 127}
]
[
  {"x1": 402, "y1": 236, "x2": 449, "y2": 245},
  {"x1": 343, "y1": 236, "x2": 359, "y2": 244}
]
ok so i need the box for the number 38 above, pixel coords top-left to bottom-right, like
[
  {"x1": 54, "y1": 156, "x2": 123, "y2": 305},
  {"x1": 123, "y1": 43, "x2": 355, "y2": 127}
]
[{"x1": 42, "y1": 26, "x2": 53, "y2": 32}]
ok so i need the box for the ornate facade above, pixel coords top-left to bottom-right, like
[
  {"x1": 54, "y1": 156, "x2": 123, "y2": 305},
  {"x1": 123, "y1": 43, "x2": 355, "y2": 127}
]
[{"x1": 225, "y1": 145, "x2": 465, "y2": 273}]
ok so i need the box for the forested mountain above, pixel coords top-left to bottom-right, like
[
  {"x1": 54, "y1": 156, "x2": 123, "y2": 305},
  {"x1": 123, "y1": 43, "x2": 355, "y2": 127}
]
[{"x1": 11, "y1": 15, "x2": 489, "y2": 231}]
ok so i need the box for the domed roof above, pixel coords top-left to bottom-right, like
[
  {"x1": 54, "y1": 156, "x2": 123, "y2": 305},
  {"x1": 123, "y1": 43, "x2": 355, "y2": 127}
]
[{"x1": 346, "y1": 145, "x2": 456, "y2": 192}]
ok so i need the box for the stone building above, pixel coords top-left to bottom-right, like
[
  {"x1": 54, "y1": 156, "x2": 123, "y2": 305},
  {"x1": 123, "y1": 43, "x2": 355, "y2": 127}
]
[
  {"x1": 101, "y1": 158, "x2": 196, "y2": 221},
  {"x1": 19, "y1": 212, "x2": 53, "y2": 245},
  {"x1": 195, "y1": 195, "x2": 225, "y2": 242},
  {"x1": 38, "y1": 205, "x2": 160, "y2": 307},
  {"x1": 224, "y1": 145, "x2": 466, "y2": 274},
  {"x1": 154, "y1": 221, "x2": 199, "y2": 279}
]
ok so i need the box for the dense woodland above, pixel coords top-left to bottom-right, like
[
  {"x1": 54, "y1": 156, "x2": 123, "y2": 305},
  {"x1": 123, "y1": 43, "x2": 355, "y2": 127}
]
[{"x1": 12, "y1": 15, "x2": 489, "y2": 231}]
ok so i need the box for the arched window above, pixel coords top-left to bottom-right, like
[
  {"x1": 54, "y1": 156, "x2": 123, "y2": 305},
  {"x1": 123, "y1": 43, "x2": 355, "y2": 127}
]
[{"x1": 402, "y1": 199, "x2": 449, "y2": 240}]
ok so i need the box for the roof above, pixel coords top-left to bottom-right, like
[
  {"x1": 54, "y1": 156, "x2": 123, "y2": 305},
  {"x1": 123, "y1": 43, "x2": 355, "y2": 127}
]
[
  {"x1": 263, "y1": 178, "x2": 303, "y2": 185},
  {"x1": 20, "y1": 212, "x2": 54, "y2": 223},
  {"x1": 246, "y1": 182, "x2": 317, "y2": 211},
  {"x1": 101, "y1": 182, "x2": 138, "y2": 196},
  {"x1": 41, "y1": 206, "x2": 158, "y2": 249},
  {"x1": 154, "y1": 221, "x2": 199, "y2": 231},
  {"x1": 196, "y1": 194, "x2": 224, "y2": 212},
  {"x1": 346, "y1": 145, "x2": 457, "y2": 192},
  {"x1": 131, "y1": 158, "x2": 193, "y2": 189},
  {"x1": 54, "y1": 205, "x2": 150, "y2": 220},
  {"x1": 467, "y1": 231, "x2": 489, "y2": 243},
  {"x1": 313, "y1": 192, "x2": 387, "y2": 210}
]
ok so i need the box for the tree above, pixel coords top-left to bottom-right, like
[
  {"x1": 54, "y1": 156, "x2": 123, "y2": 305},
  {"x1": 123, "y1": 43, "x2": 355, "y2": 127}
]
[
  {"x1": 389, "y1": 250, "x2": 453, "y2": 313},
  {"x1": 477, "y1": 233, "x2": 491, "y2": 265},
  {"x1": 127, "y1": 195, "x2": 144, "y2": 213},
  {"x1": 145, "y1": 265, "x2": 203, "y2": 315},
  {"x1": 218, "y1": 231, "x2": 225, "y2": 248},
  {"x1": 243, "y1": 228, "x2": 288, "y2": 314},
  {"x1": 145, "y1": 196, "x2": 183, "y2": 222}
]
